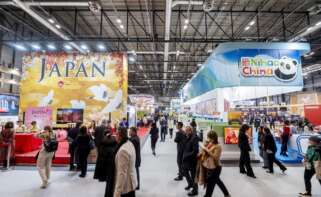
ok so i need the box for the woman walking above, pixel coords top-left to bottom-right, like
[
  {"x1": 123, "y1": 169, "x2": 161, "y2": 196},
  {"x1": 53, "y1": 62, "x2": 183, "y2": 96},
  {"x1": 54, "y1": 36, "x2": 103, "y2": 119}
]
[
  {"x1": 238, "y1": 124, "x2": 256, "y2": 178},
  {"x1": 197, "y1": 130, "x2": 231, "y2": 197},
  {"x1": 299, "y1": 136, "x2": 321, "y2": 197},
  {"x1": 150, "y1": 122, "x2": 159, "y2": 156},
  {"x1": 263, "y1": 127, "x2": 287, "y2": 174},
  {"x1": 36, "y1": 126, "x2": 57, "y2": 189},
  {"x1": 75, "y1": 125, "x2": 91, "y2": 178},
  {"x1": 258, "y1": 126, "x2": 268, "y2": 169},
  {"x1": 1, "y1": 122, "x2": 15, "y2": 169}
]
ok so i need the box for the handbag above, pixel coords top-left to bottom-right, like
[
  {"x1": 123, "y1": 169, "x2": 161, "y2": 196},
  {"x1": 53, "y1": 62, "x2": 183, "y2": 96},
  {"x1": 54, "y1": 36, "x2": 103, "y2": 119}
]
[{"x1": 44, "y1": 137, "x2": 59, "y2": 152}]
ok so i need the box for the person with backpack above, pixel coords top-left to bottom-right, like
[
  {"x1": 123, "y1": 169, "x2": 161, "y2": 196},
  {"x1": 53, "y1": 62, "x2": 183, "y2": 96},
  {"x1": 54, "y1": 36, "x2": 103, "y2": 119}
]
[
  {"x1": 36, "y1": 126, "x2": 58, "y2": 189},
  {"x1": 280, "y1": 120, "x2": 292, "y2": 157}
]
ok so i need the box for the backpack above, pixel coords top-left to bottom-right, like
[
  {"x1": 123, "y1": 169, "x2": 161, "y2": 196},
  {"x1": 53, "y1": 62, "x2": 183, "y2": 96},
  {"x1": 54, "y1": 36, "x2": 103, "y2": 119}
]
[{"x1": 44, "y1": 136, "x2": 59, "y2": 152}]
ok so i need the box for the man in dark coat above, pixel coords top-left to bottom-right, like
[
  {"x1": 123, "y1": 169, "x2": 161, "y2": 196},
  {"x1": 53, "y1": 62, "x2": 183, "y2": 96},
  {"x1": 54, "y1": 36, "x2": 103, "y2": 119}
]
[
  {"x1": 94, "y1": 119, "x2": 108, "y2": 147},
  {"x1": 182, "y1": 126, "x2": 199, "y2": 196},
  {"x1": 263, "y1": 127, "x2": 287, "y2": 173},
  {"x1": 238, "y1": 124, "x2": 256, "y2": 178},
  {"x1": 129, "y1": 127, "x2": 141, "y2": 190},
  {"x1": 67, "y1": 122, "x2": 81, "y2": 171},
  {"x1": 174, "y1": 122, "x2": 186, "y2": 181},
  {"x1": 94, "y1": 128, "x2": 117, "y2": 182}
]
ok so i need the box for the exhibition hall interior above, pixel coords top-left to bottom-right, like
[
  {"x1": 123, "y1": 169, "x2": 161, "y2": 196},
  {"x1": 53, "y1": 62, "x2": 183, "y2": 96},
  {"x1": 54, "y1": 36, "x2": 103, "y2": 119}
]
[{"x1": 1, "y1": 0, "x2": 321, "y2": 197}]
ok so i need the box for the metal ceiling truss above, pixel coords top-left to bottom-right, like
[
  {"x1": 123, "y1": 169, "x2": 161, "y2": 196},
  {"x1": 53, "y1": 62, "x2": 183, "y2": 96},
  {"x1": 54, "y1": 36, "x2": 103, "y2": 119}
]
[{"x1": 0, "y1": 0, "x2": 320, "y2": 97}]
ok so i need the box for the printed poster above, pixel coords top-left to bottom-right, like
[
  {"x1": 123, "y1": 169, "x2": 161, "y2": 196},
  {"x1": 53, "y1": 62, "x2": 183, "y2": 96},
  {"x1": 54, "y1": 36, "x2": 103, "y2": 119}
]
[
  {"x1": 20, "y1": 52, "x2": 128, "y2": 123},
  {"x1": 25, "y1": 107, "x2": 52, "y2": 130}
]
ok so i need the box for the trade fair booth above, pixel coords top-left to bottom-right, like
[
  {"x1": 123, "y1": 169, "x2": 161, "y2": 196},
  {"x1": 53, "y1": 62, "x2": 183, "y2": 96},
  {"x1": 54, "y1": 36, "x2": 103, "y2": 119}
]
[
  {"x1": 14, "y1": 52, "x2": 129, "y2": 164},
  {"x1": 180, "y1": 42, "x2": 312, "y2": 162}
]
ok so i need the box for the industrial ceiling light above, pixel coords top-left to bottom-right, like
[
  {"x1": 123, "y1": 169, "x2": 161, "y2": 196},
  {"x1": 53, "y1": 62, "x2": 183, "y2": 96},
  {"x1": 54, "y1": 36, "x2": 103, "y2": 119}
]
[
  {"x1": 31, "y1": 44, "x2": 41, "y2": 50},
  {"x1": 55, "y1": 24, "x2": 61, "y2": 29},
  {"x1": 306, "y1": 27, "x2": 314, "y2": 32},
  {"x1": 48, "y1": 18, "x2": 55, "y2": 24},
  {"x1": 176, "y1": 50, "x2": 180, "y2": 56},
  {"x1": 184, "y1": 19, "x2": 189, "y2": 24},
  {"x1": 15, "y1": 44, "x2": 27, "y2": 51},
  {"x1": 249, "y1": 20, "x2": 255, "y2": 26},
  {"x1": 139, "y1": 65, "x2": 143, "y2": 70},
  {"x1": 244, "y1": 26, "x2": 250, "y2": 31},
  {"x1": 120, "y1": 24, "x2": 124, "y2": 29},
  {"x1": 316, "y1": 21, "x2": 321, "y2": 26},
  {"x1": 183, "y1": 25, "x2": 188, "y2": 30},
  {"x1": 97, "y1": 44, "x2": 105, "y2": 50},
  {"x1": 129, "y1": 56, "x2": 136, "y2": 63},
  {"x1": 116, "y1": 18, "x2": 122, "y2": 24},
  {"x1": 64, "y1": 44, "x2": 72, "y2": 50},
  {"x1": 80, "y1": 44, "x2": 88, "y2": 50},
  {"x1": 47, "y1": 44, "x2": 56, "y2": 50}
]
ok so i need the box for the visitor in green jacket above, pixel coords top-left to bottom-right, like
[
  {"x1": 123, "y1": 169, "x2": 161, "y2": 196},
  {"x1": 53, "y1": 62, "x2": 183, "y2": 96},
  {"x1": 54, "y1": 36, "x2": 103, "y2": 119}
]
[{"x1": 299, "y1": 136, "x2": 321, "y2": 197}]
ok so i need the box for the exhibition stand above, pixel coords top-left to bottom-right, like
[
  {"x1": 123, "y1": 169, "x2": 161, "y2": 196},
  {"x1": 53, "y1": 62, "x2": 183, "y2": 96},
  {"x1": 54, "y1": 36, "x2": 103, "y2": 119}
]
[{"x1": 15, "y1": 133, "x2": 42, "y2": 154}]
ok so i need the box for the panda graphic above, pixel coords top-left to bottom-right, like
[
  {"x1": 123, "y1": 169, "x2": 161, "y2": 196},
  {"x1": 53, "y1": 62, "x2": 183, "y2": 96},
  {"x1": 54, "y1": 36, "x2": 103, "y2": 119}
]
[{"x1": 274, "y1": 56, "x2": 298, "y2": 81}]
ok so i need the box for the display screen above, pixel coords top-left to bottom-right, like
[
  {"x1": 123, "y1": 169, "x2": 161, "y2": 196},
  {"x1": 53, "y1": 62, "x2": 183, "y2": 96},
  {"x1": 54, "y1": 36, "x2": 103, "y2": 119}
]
[
  {"x1": 56, "y1": 108, "x2": 83, "y2": 123},
  {"x1": 0, "y1": 95, "x2": 19, "y2": 115},
  {"x1": 224, "y1": 127, "x2": 252, "y2": 144}
]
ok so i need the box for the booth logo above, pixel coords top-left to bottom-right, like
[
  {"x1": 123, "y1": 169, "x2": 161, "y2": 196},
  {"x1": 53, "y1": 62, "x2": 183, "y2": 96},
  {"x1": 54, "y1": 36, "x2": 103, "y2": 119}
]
[{"x1": 240, "y1": 56, "x2": 298, "y2": 81}]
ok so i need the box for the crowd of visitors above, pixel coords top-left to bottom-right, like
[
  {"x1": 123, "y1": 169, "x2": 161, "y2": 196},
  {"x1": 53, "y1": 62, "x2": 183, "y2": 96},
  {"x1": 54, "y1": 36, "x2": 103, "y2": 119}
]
[{"x1": 0, "y1": 116, "x2": 320, "y2": 197}]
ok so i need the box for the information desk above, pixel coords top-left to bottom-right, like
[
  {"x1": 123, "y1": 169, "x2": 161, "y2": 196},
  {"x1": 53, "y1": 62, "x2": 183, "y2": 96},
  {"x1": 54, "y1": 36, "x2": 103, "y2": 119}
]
[{"x1": 15, "y1": 133, "x2": 42, "y2": 154}]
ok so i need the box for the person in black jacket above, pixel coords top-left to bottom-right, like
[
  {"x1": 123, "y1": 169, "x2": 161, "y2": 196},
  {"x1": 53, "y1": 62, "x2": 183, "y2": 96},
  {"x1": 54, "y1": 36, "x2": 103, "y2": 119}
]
[
  {"x1": 67, "y1": 122, "x2": 81, "y2": 171},
  {"x1": 129, "y1": 127, "x2": 141, "y2": 190},
  {"x1": 182, "y1": 126, "x2": 199, "y2": 196},
  {"x1": 94, "y1": 119, "x2": 108, "y2": 147},
  {"x1": 75, "y1": 126, "x2": 91, "y2": 178},
  {"x1": 238, "y1": 124, "x2": 256, "y2": 178},
  {"x1": 150, "y1": 122, "x2": 159, "y2": 156},
  {"x1": 263, "y1": 127, "x2": 287, "y2": 174},
  {"x1": 94, "y1": 127, "x2": 117, "y2": 181},
  {"x1": 102, "y1": 133, "x2": 118, "y2": 197},
  {"x1": 174, "y1": 122, "x2": 186, "y2": 181}
]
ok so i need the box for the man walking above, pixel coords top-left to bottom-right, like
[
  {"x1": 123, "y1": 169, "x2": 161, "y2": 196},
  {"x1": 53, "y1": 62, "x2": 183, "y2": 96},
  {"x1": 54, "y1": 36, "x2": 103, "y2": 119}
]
[
  {"x1": 129, "y1": 127, "x2": 141, "y2": 190},
  {"x1": 174, "y1": 122, "x2": 186, "y2": 181},
  {"x1": 114, "y1": 128, "x2": 137, "y2": 197},
  {"x1": 182, "y1": 126, "x2": 199, "y2": 196}
]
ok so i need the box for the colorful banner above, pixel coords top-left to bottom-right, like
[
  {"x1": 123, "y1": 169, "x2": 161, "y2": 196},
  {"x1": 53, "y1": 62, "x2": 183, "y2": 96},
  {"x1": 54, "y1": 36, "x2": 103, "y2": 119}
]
[
  {"x1": 20, "y1": 52, "x2": 128, "y2": 123},
  {"x1": 25, "y1": 107, "x2": 52, "y2": 130},
  {"x1": 182, "y1": 42, "x2": 310, "y2": 101},
  {"x1": 0, "y1": 95, "x2": 19, "y2": 116}
]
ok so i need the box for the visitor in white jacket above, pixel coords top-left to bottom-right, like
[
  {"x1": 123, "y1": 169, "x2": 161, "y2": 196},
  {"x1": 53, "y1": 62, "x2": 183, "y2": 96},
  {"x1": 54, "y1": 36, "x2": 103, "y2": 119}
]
[{"x1": 114, "y1": 128, "x2": 137, "y2": 197}]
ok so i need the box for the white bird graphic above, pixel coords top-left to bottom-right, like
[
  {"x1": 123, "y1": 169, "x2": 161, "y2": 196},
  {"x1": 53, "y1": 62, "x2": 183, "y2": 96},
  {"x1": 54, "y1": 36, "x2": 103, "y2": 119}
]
[
  {"x1": 88, "y1": 84, "x2": 108, "y2": 102},
  {"x1": 101, "y1": 90, "x2": 123, "y2": 113},
  {"x1": 38, "y1": 90, "x2": 54, "y2": 107}
]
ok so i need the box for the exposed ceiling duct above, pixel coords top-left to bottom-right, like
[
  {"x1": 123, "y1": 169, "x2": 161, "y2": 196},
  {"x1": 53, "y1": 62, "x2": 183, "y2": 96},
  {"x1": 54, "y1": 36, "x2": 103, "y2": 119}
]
[{"x1": 164, "y1": 0, "x2": 203, "y2": 95}]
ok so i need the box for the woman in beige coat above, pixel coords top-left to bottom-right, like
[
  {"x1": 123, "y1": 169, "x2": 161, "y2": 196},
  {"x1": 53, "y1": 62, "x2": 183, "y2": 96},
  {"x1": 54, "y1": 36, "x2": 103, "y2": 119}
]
[
  {"x1": 196, "y1": 130, "x2": 231, "y2": 197},
  {"x1": 36, "y1": 126, "x2": 56, "y2": 189}
]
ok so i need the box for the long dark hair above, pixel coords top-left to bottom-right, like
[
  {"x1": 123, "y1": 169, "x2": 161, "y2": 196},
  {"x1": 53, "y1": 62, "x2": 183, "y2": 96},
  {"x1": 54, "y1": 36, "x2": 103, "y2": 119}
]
[
  {"x1": 264, "y1": 127, "x2": 271, "y2": 135},
  {"x1": 207, "y1": 130, "x2": 218, "y2": 144},
  {"x1": 240, "y1": 124, "x2": 250, "y2": 134},
  {"x1": 79, "y1": 125, "x2": 88, "y2": 136}
]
